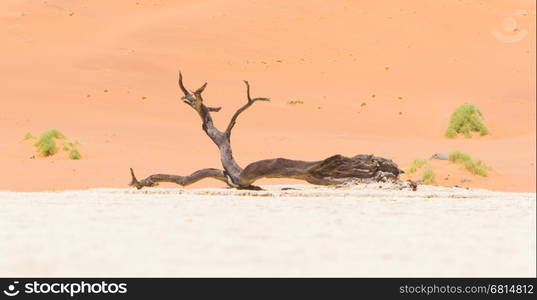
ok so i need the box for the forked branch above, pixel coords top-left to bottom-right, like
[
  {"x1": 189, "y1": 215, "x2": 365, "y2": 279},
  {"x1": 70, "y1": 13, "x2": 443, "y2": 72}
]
[
  {"x1": 178, "y1": 73, "x2": 221, "y2": 113},
  {"x1": 225, "y1": 80, "x2": 270, "y2": 139}
]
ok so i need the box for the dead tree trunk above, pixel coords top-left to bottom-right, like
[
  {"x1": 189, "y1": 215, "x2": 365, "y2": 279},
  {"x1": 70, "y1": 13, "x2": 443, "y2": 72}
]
[{"x1": 129, "y1": 73, "x2": 403, "y2": 190}]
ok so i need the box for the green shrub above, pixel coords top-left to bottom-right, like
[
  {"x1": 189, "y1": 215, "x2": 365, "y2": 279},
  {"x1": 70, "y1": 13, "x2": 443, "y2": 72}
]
[
  {"x1": 34, "y1": 129, "x2": 65, "y2": 156},
  {"x1": 445, "y1": 103, "x2": 489, "y2": 138},
  {"x1": 62, "y1": 141, "x2": 81, "y2": 160},
  {"x1": 32, "y1": 129, "x2": 81, "y2": 160},
  {"x1": 463, "y1": 159, "x2": 488, "y2": 177},
  {"x1": 405, "y1": 158, "x2": 427, "y2": 174},
  {"x1": 69, "y1": 147, "x2": 81, "y2": 160},
  {"x1": 448, "y1": 150, "x2": 488, "y2": 176},
  {"x1": 422, "y1": 168, "x2": 436, "y2": 185},
  {"x1": 448, "y1": 150, "x2": 471, "y2": 163}
]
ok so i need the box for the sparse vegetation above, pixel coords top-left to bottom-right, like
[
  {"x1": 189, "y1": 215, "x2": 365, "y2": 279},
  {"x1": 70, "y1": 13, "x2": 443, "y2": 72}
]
[
  {"x1": 23, "y1": 132, "x2": 34, "y2": 140},
  {"x1": 63, "y1": 140, "x2": 81, "y2": 160},
  {"x1": 422, "y1": 168, "x2": 436, "y2": 185},
  {"x1": 445, "y1": 103, "x2": 489, "y2": 138},
  {"x1": 287, "y1": 99, "x2": 304, "y2": 105},
  {"x1": 405, "y1": 158, "x2": 427, "y2": 174},
  {"x1": 69, "y1": 147, "x2": 81, "y2": 160},
  {"x1": 34, "y1": 129, "x2": 65, "y2": 156},
  {"x1": 62, "y1": 141, "x2": 78, "y2": 151},
  {"x1": 448, "y1": 150, "x2": 489, "y2": 176},
  {"x1": 31, "y1": 129, "x2": 81, "y2": 160},
  {"x1": 448, "y1": 150, "x2": 471, "y2": 163}
]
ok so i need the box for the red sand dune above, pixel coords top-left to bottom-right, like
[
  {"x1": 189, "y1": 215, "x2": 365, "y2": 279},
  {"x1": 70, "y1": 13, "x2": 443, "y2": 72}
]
[{"x1": 0, "y1": 0, "x2": 535, "y2": 192}]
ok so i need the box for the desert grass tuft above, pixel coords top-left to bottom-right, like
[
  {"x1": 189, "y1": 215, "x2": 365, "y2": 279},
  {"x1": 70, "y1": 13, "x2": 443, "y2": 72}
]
[
  {"x1": 69, "y1": 147, "x2": 81, "y2": 160},
  {"x1": 34, "y1": 129, "x2": 65, "y2": 156},
  {"x1": 422, "y1": 168, "x2": 436, "y2": 185},
  {"x1": 32, "y1": 129, "x2": 81, "y2": 159},
  {"x1": 405, "y1": 158, "x2": 427, "y2": 174},
  {"x1": 445, "y1": 103, "x2": 489, "y2": 138},
  {"x1": 62, "y1": 140, "x2": 81, "y2": 160},
  {"x1": 448, "y1": 150, "x2": 488, "y2": 176}
]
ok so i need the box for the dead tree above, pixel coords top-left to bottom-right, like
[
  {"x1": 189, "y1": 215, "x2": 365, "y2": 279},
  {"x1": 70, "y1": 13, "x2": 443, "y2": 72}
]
[{"x1": 129, "y1": 73, "x2": 403, "y2": 190}]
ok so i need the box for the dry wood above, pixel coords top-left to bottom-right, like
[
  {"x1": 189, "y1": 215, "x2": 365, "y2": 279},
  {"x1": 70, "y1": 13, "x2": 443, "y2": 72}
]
[{"x1": 130, "y1": 73, "x2": 403, "y2": 190}]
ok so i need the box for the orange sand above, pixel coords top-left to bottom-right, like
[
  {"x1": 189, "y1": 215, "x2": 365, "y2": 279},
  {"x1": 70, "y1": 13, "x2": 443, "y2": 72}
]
[{"x1": 0, "y1": 0, "x2": 535, "y2": 192}]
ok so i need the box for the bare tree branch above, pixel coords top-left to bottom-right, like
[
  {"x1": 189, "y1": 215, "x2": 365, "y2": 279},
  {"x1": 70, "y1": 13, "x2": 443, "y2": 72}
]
[
  {"x1": 225, "y1": 80, "x2": 269, "y2": 138},
  {"x1": 175, "y1": 73, "x2": 244, "y2": 185},
  {"x1": 129, "y1": 168, "x2": 227, "y2": 189},
  {"x1": 178, "y1": 72, "x2": 221, "y2": 112},
  {"x1": 194, "y1": 82, "x2": 208, "y2": 95},
  {"x1": 178, "y1": 72, "x2": 190, "y2": 98}
]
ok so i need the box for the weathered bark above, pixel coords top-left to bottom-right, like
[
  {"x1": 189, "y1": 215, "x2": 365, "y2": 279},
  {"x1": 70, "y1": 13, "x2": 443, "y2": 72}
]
[
  {"x1": 129, "y1": 73, "x2": 403, "y2": 190},
  {"x1": 129, "y1": 168, "x2": 227, "y2": 188},
  {"x1": 238, "y1": 154, "x2": 402, "y2": 186}
]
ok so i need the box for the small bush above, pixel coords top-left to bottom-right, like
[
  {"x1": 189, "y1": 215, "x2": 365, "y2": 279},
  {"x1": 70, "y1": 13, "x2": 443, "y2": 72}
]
[
  {"x1": 63, "y1": 141, "x2": 81, "y2": 160},
  {"x1": 448, "y1": 150, "x2": 471, "y2": 163},
  {"x1": 405, "y1": 158, "x2": 427, "y2": 174},
  {"x1": 463, "y1": 159, "x2": 488, "y2": 177},
  {"x1": 422, "y1": 168, "x2": 436, "y2": 185},
  {"x1": 31, "y1": 129, "x2": 81, "y2": 160},
  {"x1": 445, "y1": 103, "x2": 489, "y2": 138},
  {"x1": 448, "y1": 150, "x2": 488, "y2": 176},
  {"x1": 69, "y1": 147, "x2": 81, "y2": 160},
  {"x1": 34, "y1": 129, "x2": 65, "y2": 156}
]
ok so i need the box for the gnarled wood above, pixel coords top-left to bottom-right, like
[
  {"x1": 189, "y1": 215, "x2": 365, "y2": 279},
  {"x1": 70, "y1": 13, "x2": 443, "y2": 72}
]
[
  {"x1": 238, "y1": 154, "x2": 402, "y2": 186},
  {"x1": 130, "y1": 73, "x2": 403, "y2": 190},
  {"x1": 176, "y1": 72, "x2": 243, "y2": 185},
  {"x1": 129, "y1": 168, "x2": 227, "y2": 189}
]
